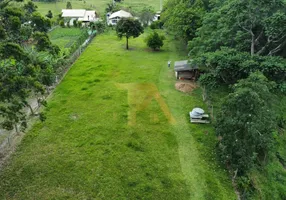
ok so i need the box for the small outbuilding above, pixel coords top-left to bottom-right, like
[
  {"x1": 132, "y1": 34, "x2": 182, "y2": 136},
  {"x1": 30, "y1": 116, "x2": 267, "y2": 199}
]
[{"x1": 174, "y1": 60, "x2": 199, "y2": 80}]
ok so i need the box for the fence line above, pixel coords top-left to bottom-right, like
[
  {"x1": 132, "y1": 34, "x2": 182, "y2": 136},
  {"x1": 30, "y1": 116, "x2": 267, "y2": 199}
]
[{"x1": 0, "y1": 33, "x2": 96, "y2": 168}]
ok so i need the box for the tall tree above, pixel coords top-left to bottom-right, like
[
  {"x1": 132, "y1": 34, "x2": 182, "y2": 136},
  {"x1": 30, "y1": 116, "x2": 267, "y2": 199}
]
[
  {"x1": 66, "y1": 1, "x2": 72, "y2": 9},
  {"x1": 116, "y1": 18, "x2": 144, "y2": 50},
  {"x1": 0, "y1": 0, "x2": 59, "y2": 131},
  {"x1": 162, "y1": 0, "x2": 209, "y2": 42},
  {"x1": 189, "y1": 0, "x2": 286, "y2": 57},
  {"x1": 216, "y1": 72, "x2": 276, "y2": 175}
]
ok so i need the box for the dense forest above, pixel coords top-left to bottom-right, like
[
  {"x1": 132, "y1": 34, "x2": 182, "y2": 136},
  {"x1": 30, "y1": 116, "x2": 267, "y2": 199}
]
[{"x1": 162, "y1": 0, "x2": 286, "y2": 199}]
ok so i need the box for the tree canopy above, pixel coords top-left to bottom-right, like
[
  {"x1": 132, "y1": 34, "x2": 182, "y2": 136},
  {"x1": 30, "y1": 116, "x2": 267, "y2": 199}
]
[
  {"x1": 0, "y1": 0, "x2": 59, "y2": 131},
  {"x1": 145, "y1": 31, "x2": 165, "y2": 50},
  {"x1": 188, "y1": 0, "x2": 286, "y2": 57},
  {"x1": 162, "y1": 0, "x2": 210, "y2": 42},
  {"x1": 116, "y1": 18, "x2": 144, "y2": 50},
  {"x1": 216, "y1": 72, "x2": 276, "y2": 174},
  {"x1": 162, "y1": 0, "x2": 286, "y2": 197}
]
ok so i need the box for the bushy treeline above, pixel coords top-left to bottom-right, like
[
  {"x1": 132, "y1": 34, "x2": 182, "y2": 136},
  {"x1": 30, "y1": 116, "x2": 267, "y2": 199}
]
[
  {"x1": 0, "y1": 0, "x2": 60, "y2": 132},
  {"x1": 162, "y1": 0, "x2": 286, "y2": 198}
]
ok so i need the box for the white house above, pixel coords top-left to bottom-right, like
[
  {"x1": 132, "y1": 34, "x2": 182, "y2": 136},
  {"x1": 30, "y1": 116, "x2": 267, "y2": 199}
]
[
  {"x1": 107, "y1": 10, "x2": 132, "y2": 25},
  {"x1": 61, "y1": 9, "x2": 98, "y2": 24}
]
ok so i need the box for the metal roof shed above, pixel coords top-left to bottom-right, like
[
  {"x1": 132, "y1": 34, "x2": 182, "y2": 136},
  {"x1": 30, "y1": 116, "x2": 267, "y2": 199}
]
[
  {"x1": 174, "y1": 60, "x2": 191, "y2": 72},
  {"x1": 174, "y1": 60, "x2": 199, "y2": 80}
]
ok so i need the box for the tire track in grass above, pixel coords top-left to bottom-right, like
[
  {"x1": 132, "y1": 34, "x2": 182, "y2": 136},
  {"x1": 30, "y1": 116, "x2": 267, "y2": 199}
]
[{"x1": 156, "y1": 40, "x2": 237, "y2": 199}]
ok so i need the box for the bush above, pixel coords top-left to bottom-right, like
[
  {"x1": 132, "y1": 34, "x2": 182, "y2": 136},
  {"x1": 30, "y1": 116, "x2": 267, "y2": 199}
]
[
  {"x1": 73, "y1": 20, "x2": 77, "y2": 27},
  {"x1": 78, "y1": 21, "x2": 82, "y2": 28},
  {"x1": 94, "y1": 21, "x2": 105, "y2": 33},
  {"x1": 59, "y1": 20, "x2": 65, "y2": 28},
  {"x1": 145, "y1": 31, "x2": 165, "y2": 50},
  {"x1": 150, "y1": 20, "x2": 163, "y2": 29}
]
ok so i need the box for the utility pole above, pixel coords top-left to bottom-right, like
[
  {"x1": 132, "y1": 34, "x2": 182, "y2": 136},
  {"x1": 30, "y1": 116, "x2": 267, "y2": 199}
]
[{"x1": 160, "y1": 0, "x2": 163, "y2": 11}]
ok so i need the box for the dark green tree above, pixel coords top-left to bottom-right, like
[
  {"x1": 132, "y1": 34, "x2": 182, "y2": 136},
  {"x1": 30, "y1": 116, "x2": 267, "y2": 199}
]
[
  {"x1": 216, "y1": 72, "x2": 276, "y2": 175},
  {"x1": 66, "y1": 1, "x2": 72, "y2": 9},
  {"x1": 73, "y1": 19, "x2": 77, "y2": 27},
  {"x1": 145, "y1": 31, "x2": 165, "y2": 50},
  {"x1": 0, "y1": 59, "x2": 40, "y2": 131},
  {"x1": 0, "y1": 0, "x2": 59, "y2": 131},
  {"x1": 196, "y1": 48, "x2": 286, "y2": 86},
  {"x1": 31, "y1": 12, "x2": 51, "y2": 32},
  {"x1": 23, "y1": 1, "x2": 37, "y2": 14},
  {"x1": 116, "y1": 18, "x2": 144, "y2": 50},
  {"x1": 189, "y1": 0, "x2": 286, "y2": 57},
  {"x1": 46, "y1": 10, "x2": 53, "y2": 19},
  {"x1": 94, "y1": 21, "x2": 105, "y2": 33},
  {"x1": 162, "y1": 0, "x2": 209, "y2": 42}
]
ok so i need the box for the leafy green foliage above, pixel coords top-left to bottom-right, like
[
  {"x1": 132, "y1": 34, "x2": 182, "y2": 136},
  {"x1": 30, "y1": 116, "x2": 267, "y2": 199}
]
[
  {"x1": 33, "y1": 32, "x2": 52, "y2": 51},
  {"x1": 0, "y1": 0, "x2": 59, "y2": 131},
  {"x1": 73, "y1": 19, "x2": 77, "y2": 27},
  {"x1": 94, "y1": 21, "x2": 105, "y2": 33},
  {"x1": 216, "y1": 72, "x2": 276, "y2": 174},
  {"x1": 59, "y1": 20, "x2": 65, "y2": 28},
  {"x1": 66, "y1": 1, "x2": 72, "y2": 9},
  {"x1": 145, "y1": 31, "x2": 165, "y2": 50},
  {"x1": 139, "y1": 6, "x2": 154, "y2": 27},
  {"x1": 0, "y1": 43, "x2": 30, "y2": 63},
  {"x1": 162, "y1": 0, "x2": 209, "y2": 41},
  {"x1": 188, "y1": 0, "x2": 286, "y2": 57},
  {"x1": 78, "y1": 21, "x2": 82, "y2": 28},
  {"x1": 31, "y1": 12, "x2": 51, "y2": 32},
  {"x1": 46, "y1": 10, "x2": 53, "y2": 19},
  {"x1": 0, "y1": 59, "x2": 42, "y2": 131},
  {"x1": 24, "y1": 1, "x2": 37, "y2": 14},
  {"x1": 196, "y1": 48, "x2": 286, "y2": 86},
  {"x1": 116, "y1": 18, "x2": 144, "y2": 49},
  {"x1": 150, "y1": 20, "x2": 163, "y2": 29}
]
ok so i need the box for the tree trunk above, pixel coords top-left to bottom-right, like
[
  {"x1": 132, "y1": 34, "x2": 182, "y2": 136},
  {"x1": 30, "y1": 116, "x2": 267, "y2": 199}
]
[
  {"x1": 14, "y1": 124, "x2": 19, "y2": 134},
  {"x1": 251, "y1": 34, "x2": 255, "y2": 56},
  {"x1": 28, "y1": 104, "x2": 34, "y2": 115},
  {"x1": 126, "y1": 36, "x2": 129, "y2": 50}
]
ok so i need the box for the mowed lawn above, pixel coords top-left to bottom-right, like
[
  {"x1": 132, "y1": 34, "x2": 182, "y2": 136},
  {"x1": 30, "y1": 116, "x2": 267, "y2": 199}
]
[{"x1": 0, "y1": 31, "x2": 236, "y2": 199}]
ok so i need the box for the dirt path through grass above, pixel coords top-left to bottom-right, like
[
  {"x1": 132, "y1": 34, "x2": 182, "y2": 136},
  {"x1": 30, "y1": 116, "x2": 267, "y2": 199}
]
[{"x1": 0, "y1": 31, "x2": 235, "y2": 199}]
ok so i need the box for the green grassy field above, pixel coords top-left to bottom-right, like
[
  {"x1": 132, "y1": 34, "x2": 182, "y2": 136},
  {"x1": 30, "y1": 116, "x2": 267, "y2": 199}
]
[
  {"x1": 0, "y1": 31, "x2": 236, "y2": 199},
  {"x1": 48, "y1": 27, "x2": 85, "y2": 49},
  {"x1": 34, "y1": 0, "x2": 163, "y2": 17}
]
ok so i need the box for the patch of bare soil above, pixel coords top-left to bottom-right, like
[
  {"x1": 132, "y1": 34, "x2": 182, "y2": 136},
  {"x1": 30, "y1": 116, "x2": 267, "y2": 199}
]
[{"x1": 175, "y1": 81, "x2": 197, "y2": 93}]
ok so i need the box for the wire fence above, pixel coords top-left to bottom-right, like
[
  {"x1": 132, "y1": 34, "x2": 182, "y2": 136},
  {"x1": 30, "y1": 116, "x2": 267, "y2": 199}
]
[{"x1": 0, "y1": 33, "x2": 96, "y2": 165}]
